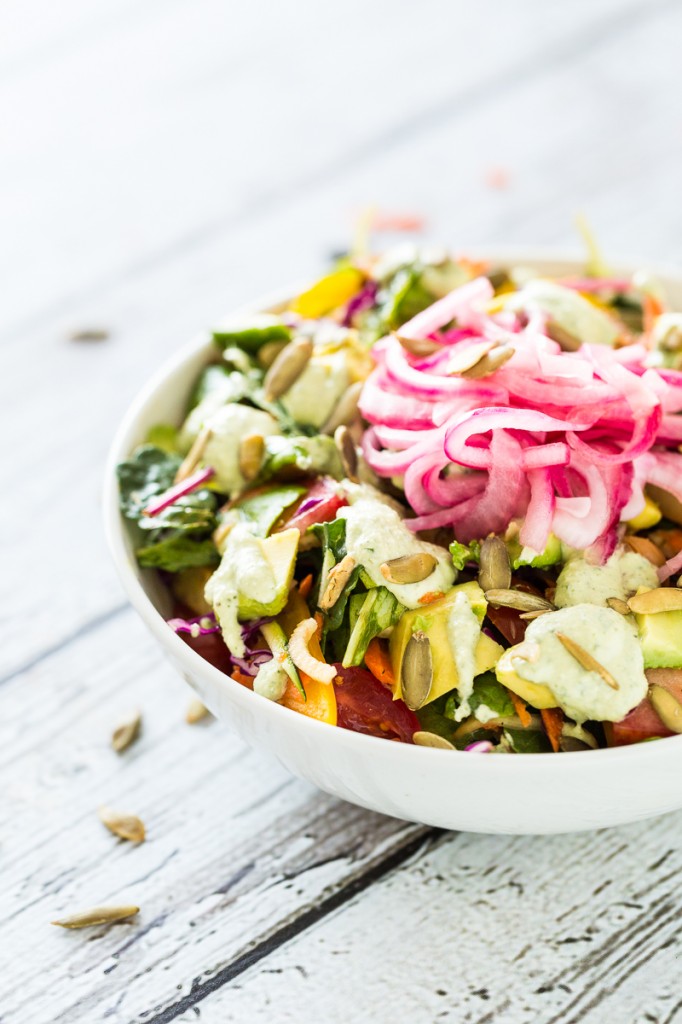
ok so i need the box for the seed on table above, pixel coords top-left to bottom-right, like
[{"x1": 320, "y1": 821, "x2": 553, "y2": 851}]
[
  {"x1": 111, "y1": 709, "x2": 142, "y2": 754},
  {"x1": 98, "y1": 806, "x2": 146, "y2": 843},
  {"x1": 52, "y1": 905, "x2": 139, "y2": 929},
  {"x1": 186, "y1": 698, "x2": 211, "y2": 724}
]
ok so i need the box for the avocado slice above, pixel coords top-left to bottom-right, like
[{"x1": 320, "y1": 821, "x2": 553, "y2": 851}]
[
  {"x1": 389, "y1": 581, "x2": 503, "y2": 706},
  {"x1": 507, "y1": 532, "x2": 562, "y2": 570},
  {"x1": 237, "y1": 528, "x2": 300, "y2": 620},
  {"x1": 634, "y1": 608, "x2": 682, "y2": 668}
]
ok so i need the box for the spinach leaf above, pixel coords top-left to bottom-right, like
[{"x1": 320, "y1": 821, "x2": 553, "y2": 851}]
[
  {"x1": 444, "y1": 673, "x2": 514, "y2": 721},
  {"x1": 117, "y1": 444, "x2": 219, "y2": 573},
  {"x1": 261, "y1": 435, "x2": 343, "y2": 479},
  {"x1": 232, "y1": 485, "x2": 306, "y2": 537},
  {"x1": 342, "y1": 587, "x2": 404, "y2": 667},
  {"x1": 212, "y1": 319, "x2": 292, "y2": 354},
  {"x1": 503, "y1": 728, "x2": 551, "y2": 754},
  {"x1": 450, "y1": 539, "x2": 481, "y2": 571},
  {"x1": 136, "y1": 535, "x2": 220, "y2": 572},
  {"x1": 145, "y1": 423, "x2": 179, "y2": 454}
]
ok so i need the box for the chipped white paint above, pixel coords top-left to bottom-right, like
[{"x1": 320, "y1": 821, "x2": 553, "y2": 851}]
[{"x1": 2, "y1": 1, "x2": 682, "y2": 1022}]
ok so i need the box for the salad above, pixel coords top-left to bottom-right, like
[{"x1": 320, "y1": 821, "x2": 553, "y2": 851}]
[{"x1": 117, "y1": 244, "x2": 682, "y2": 753}]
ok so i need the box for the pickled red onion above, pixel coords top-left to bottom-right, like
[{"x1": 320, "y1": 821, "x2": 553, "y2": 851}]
[{"x1": 361, "y1": 276, "x2": 682, "y2": 560}]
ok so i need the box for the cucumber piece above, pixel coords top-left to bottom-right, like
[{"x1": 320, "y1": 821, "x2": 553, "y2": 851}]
[
  {"x1": 260, "y1": 621, "x2": 305, "y2": 700},
  {"x1": 342, "y1": 587, "x2": 404, "y2": 668}
]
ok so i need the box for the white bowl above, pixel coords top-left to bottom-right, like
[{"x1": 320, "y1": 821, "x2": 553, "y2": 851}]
[{"x1": 104, "y1": 250, "x2": 682, "y2": 834}]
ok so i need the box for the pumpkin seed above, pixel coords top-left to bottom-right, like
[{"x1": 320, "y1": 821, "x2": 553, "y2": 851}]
[
  {"x1": 174, "y1": 426, "x2": 212, "y2": 484},
  {"x1": 186, "y1": 698, "x2": 210, "y2": 724},
  {"x1": 546, "y1": 319, "x2": 581, "y2": 352},
  {"x1": 98, "y1": 806, "x2": 146, "y2": 843},
  {"x1": 380, "y1": 553, "x2": 437, "y2": 585},
  {"x1": 628, "y1": 587, "x2": 682, "y2": 614},
  {"x1": 263, "y1": 337, "x2": 313, "y2": 401},
  {"x1": 478, "y1": 537, "x2": 511, "y2": 592},
  {"x1": 413, "y1": 731, "x2": 455, "y2": 750},
  {"x1": 607, "y1": 597, "x2": 631, "y2": 616},
  {"x1": 52, "y1": 905, "x2": 139, "y2": 929},
  {"x1": 69, "y1": 326, "x2": 110, "y2": 342},
  {"x1": 334, "y1": 425, "x2": 358, "y2": 482},
  {"x1": 319, "y1": 555, "x2": 356, "y2": 611},
  {"x1": 485, "y1": 589, "x2": 555, "y2": 613},
  {"x1": 111, "y1": 710, "x2": 141, "y2": 754},
  {"x1": 556, "y1": 633, "x2": 619, "y2": 690},
  {"x1": 238, "y1": 434, "x2": 265, "y2": 481},
  {"x1": 460, "y1": 345, "x2": 514, "y2": 379},
  {"x1": 396, "y1": 334, "x2": 441, "y2": 358},
  {"x1": 446, "y1": 340, "x2": 495, "y2": 376},
  {"x1": 257, "y1": 339, "x2": 288, "y2": 368},
  {"x1": 623, "y1": 535, "x2": 666, "y2": 567},
  {"x1": 321, "y1": 381, "x2": 363, "y2": 435},
  {"x1": 649, "y1": 685, "x2": 682, "y2": 734},
  {"x1": 401, "y1": 631, "x2": 433, "y2": 710}
]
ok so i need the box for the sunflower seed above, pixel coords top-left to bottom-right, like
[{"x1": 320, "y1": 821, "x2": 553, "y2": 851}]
[
  {"x1": 623, "y1": 535, "x2": 666, "y2": 567},
  {"x1": 69, "y1": 327, "x2": 110, "y2": 342},
  {"x1": 396, "y1": 334, "x2": 441, "y2": 358},
  {"x1": 478, "y1": 537, "x2": 511, "y2": 592},
  {"x1": 628, "y1": 587, "x2": 682, "y2": 614},
  {"x1": 334, "y1": 425, "x2": 358, "y2": 482},
  {"x1": 649, "y1": 685, "x2": 682, "y2": 734},
  {"x1": 546, "y1": 319, "x2": 581, "y2": 352},
  {"x1": 174, "y1": 426, "x2": 213, "y2": 484},
  {"x1": 186, "y1": 698, "x2": 211, "y2": 724},
  {"x1": 556, "y1": 632, "x2": 619, "y2": 690},
  {"x1": 321, "y1": 381, "x2": 364, "y2": 435},
  {"x1": 263, "y1": 337, "x2": 313, "y2": 401},
  {"x1": 380, "y1": 553, "x2": 437, "y2": 585},
  {"x1": 111, "y1": 710, "x2": 141, "y2": 754},
  {"x1": 98, "y1": 806, "x2": 146, "y2": 843},
  {"x1": 413, "y1": 731, "x2": 455, "y2": 750},
  {"x1": 319, "y1": 555, "x2": 356, "y2": 611},
  {"x1": 52, "y1": 905, "x2": 139, "y2": 929},
  {"x1": 257, "y1": 339, "x2": 288, "y2": 368},
  {"x1": 518, "y1": 609, "x2": 551, "y2": 621},
  {"x1": 446, "y1": 340, "x2": 495, "y2": 375},
  {"x1": 460, "y1": 345, "x2": 514, "y2": 379},
  {"x1": 485, "y1": 589, "x2": 555, "y2": 613},
  {"x1": 401, "y1": 631, "x2": 433, "y2": 710},
  {"x1": 238, "y1": 434, "x2": 265, "y2": 481},
  {"x1": 607, "y1": 597, "x2": 631, "y2": 615}
]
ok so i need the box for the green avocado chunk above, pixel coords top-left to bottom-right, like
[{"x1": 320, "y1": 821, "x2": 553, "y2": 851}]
[{"x1": 635, "y1": 609, "x2": 682, "y2": 668}]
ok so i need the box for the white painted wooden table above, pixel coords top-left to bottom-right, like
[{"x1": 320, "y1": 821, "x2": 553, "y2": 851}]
[{"x1": 2, "y1": 2, "x2": 681, "y2": 1021}]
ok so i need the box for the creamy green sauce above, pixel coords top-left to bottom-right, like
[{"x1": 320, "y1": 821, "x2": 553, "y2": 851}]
[
  {"x1": 281, "y1": 352, "x2": 349, "y2": 428},
  {"x1": 512, "y1": 604, "x2": 647, "y2": 722},
  {"x1": 200, "y1": 403, "x2": 281, "y2": 495},
  {"x1": 204, "y1": 524, "x2": 278, "y2": 657},
  {"x1": 555, "y1": 548, "x2": 659, "y2": 608},
  {"x1": 474, "y1": 703, "x2": 500, "y2": 724},
  {"x1": 512, "y1": 279, "x2": 620, "y2": 347},
  {"x1": 253, "y1": 658, "x2": 288, "y2": 701},
  {"x1": 178, "y1": 372, "x2": 249, "y2": 452},
  {"x1": 446, "y1": 590, "x2": 482, "y2": 721},
  {"x1": 337, "y1": 496, "x2": 455, "y2": 609}
]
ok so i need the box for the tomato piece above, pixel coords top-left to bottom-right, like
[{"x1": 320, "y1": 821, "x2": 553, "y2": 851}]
[
  {"x1": 604, "y1": 698, "x2": 673, "y2": 746},
  {"x1": 280, "y1": 477, "x2": 348, "y2": 536},
  {"x1": 333, "y1": 664, "x2": 420, "y2": 742}
]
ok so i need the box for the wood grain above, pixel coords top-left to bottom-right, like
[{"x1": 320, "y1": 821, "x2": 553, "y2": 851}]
[{"x1": 2, "y1": 1, "x2": 682, "y2": 1022}]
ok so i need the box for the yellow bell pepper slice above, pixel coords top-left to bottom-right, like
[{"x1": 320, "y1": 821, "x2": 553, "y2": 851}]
[
  {"x1": 277, "y1": 591, "x2": 337, "y2": 725},
  {"x1": 627, "y1": 494, "x2": 662, "y2": 532},
  {"x1": 290, "y1": 267, "x2": 365, "y2": 319}
]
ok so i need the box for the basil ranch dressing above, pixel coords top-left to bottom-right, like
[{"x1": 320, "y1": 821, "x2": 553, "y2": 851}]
[
  {"x1": 555, "y1": 548, "x2": 658, "y2": 608},
  {"x1": 201, "y1": 404, "x2": 282, "y2": 494},
  {"x1": 281, "y1": 352, "x2": 349, "y2": 428},
  {"x1": 254, "y1": 658, "x2": 289, "y2": 701},
  {"x1": 446, "y1": 590, "x2": 483, "y2": 721},
  {"x1": 204, "y1": 524, "x2": 279, "y2": 657},
  {"x1": 337, "y1": 496, "x2": 455, "y2": 609},
  {"x1": 508, "y1": 604, "x2": 647, "y2": 722}
]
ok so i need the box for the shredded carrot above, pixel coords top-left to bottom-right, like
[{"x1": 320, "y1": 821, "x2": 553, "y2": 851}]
[
  {"x1": 418, "y1": 591, "x2": 445, "y2": 606},
  {"x1": 541, "y1": 707, "x2": 564, "y2": 753},
  {"x1": 644, "y1": 292, "x2": 665, "y2": 335},
  {"x1": 298, "y1": 574, "x2": 313, "y2": 599},
  {"x1": 364, "y1": 638, "x2": 395, "y2": 689},
  {"x1": 231, "y1": 667, "x2": 253, "y2": 689},
  {"x1": 314, "y1": 611, "x2": 324, "y2": 640},
  {"x1": 509, "y1": 690, "x2": 532, "y2": 728}
]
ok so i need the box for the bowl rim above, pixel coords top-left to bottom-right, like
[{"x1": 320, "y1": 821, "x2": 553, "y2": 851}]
[{"x1": 103, "y1": 247, "x2": 682, "y2": 767}]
